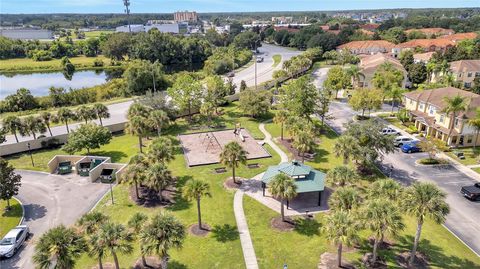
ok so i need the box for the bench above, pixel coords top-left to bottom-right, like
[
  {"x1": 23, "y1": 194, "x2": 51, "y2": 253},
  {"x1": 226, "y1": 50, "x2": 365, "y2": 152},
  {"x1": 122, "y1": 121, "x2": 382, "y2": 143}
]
[
  {"x1": 214, "y1": 167, "x2": 227, "y2": 173},
  {"x1": 247, "y1": 163, "x2": 260, "y2": 169}
]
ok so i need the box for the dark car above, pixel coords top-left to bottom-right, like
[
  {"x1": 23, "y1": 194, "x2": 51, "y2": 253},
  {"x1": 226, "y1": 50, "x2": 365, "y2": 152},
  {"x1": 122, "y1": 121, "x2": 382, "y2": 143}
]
[
  {"x1": 401, "y1": 141, "x2": 421, "y2": 153},
  {"x1": 461, "y1": 183, "x2": 480, "y2": 201}
]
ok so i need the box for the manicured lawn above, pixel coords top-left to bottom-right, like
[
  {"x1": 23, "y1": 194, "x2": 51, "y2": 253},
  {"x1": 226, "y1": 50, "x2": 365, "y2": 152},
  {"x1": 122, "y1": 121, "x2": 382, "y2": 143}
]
[
  {"x1": 446, "y1": 147, "x2": 480, "y2": 166},
  {"x1": 84, "y1": 30, "x2": 114, "y2": 39},
  {"x1": 473, "y1": 167, "x2": 480, "y2": 174},
  {"x1": 0, "y1": 199, "x2": 23, "y2": 238},
  {"x1": 0, "y1": 55, "x2": 113, "y2": 73},
  {"x1": 245, "y1": 196, "x2": 480, "y2": 269},
  {"x1": 6, "y1": 133, "x2": 140, "y2": 172},
  {"x1": 75, "y1": 124, "x2": 280, "y2": 268},
  {"x1": 272, "y1": 54, "x2": 281, "y2": 67}
]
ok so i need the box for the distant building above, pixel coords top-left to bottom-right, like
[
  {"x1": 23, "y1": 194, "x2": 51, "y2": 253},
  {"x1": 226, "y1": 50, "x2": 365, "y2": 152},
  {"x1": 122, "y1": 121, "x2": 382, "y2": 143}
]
[
  {"x1": 115, "y1": 24, "x2": 145, "y2": 33},
  {"x1": 449, "y1": 60, "x2": 480, "y2": 89},
  {"x1": 360, "y1": 23, "x2": 380, "y2": 31},
  {"x1": 0, "y1": 28, "x2": 53, "y2": 40},
  {"x1": 174, "y1": 11, "x2": 198, "y2": 22},
  {"x1": 271, "y1": 16, "x2": 293, "y2": 24},
  {"x1": 357, "y1": 53, "x2": 408, "y2": 88},
  {"x1": 405, "y1": 28, "x2": 454, "y2": 37},
  {"x1": 337, "y1": 40, "x2": 396, "y2": 55},
  {"x1": 396, "y1": 39, "x2": 455, "y2": 53},
  {"x1": 440, "y1": 32, "x2": 478, "y2": 43},
  {"x1": 413, "y1": 52, "x2": 435, "y2": 63}
]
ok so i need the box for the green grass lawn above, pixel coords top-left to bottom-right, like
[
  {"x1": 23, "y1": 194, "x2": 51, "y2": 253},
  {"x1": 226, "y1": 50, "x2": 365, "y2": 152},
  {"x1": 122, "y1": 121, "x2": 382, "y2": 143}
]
[
  {"x1": 0, "y1": 199, "x2": 23, "y2": 238},
  {"x1": 245, "y1": 196, "x2": 480, "y2": 269},
  {"x1": 272, "y1": 54, "x2": 281, "y2": 67},
  {"x1": 0, "y1": 55, "x2": 113, "y2": 73},
  {"x1": 472, "y1": 167, "x2": 480, "y2": 174},
  {"x1": 446, "y1": 147, "x2": 480, "y2": 166},
  {"x1": 83, "y1": 30, "x2": 114, "y2": 39}
]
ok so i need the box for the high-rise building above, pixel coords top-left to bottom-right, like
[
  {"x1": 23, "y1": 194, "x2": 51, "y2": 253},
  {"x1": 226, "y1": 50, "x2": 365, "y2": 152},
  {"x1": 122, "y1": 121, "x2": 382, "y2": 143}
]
[{"x1": 174, "y1": 11, "x2": 198, "y2": 22}]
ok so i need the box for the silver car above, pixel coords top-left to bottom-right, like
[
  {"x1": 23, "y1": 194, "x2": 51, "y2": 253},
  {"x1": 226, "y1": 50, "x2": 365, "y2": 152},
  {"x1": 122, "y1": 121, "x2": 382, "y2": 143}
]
[
  {"x1": 0, "y1": 225, "x2": 29, "y2": 258},
  {"x1": 394, "y1": 136, "x2": 415, "y2": 147}
]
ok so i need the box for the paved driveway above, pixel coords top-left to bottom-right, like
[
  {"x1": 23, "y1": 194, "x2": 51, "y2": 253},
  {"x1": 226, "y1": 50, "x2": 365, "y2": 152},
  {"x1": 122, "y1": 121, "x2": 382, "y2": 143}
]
[{"x1": 0, "y1": 170, "x2": 110, "y2": 269}]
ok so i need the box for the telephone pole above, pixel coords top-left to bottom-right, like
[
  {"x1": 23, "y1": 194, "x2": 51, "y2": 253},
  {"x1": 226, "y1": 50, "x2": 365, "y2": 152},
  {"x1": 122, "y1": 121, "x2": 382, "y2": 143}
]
[{"x1": 123, "y1": 0, "x2": 131, "y2": 33}]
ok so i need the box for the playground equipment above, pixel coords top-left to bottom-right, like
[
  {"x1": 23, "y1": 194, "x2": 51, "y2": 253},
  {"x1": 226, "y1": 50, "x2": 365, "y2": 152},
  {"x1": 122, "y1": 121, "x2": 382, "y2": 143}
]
[{"x1": 201, "y1": 132, "x2": 222, "y2": 152}]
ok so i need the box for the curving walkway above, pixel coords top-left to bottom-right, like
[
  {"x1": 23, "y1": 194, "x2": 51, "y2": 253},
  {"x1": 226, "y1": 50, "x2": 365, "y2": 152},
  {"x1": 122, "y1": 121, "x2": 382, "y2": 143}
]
[{"x1": 233, "y1": 121, "x2": 289, "y2": 269}]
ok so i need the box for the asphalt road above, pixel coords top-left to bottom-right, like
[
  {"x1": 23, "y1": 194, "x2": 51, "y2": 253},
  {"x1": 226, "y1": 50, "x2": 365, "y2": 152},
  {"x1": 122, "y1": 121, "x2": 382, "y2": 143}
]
[
  {"x1": 3, "y1": 100, "x2": 134, "y2": 146},
  {"x1": 229, "y1": 43, "x2": 301, "y2": 90},
  {"x1": 312, "y1": 67, "x2": 480, "y2": 256},
  {"x1": 1, "y1": 170, "x2": 110, "y2": 269}
]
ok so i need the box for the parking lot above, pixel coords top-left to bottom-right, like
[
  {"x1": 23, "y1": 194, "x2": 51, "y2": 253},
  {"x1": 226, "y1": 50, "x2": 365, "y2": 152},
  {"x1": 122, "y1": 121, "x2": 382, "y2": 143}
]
[{"x1": 0, "y1": 170, "x2": 110, "y2": 269}]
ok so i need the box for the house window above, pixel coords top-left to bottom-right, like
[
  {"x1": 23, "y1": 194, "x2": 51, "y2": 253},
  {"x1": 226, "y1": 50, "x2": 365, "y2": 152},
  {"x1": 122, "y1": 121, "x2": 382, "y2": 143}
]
[
  {"x1": 439, "y1": 114, "x2": 445, "y2": 123},
  {"x1": 428, "y1": 105, "x2": 435, "y2": 115},
  {"x1": 475, "y1": 72, "x2": 480, "y2": 77},
  {"x1": 465, "y1": 82, "x2": 472, "y2": 88},
  {"x1": 467, "y1": 136, "x2": 473, "y2": 144},
  {"x1": 409, "y1": 99, "x2": 413, "y2": 105},
  {"x1": 455, "y1": 118, "x2": 459, "y2": 127},
  {"x1": 419, "y1": 102, "x2": 425, "y2": 110},
  {"x1": 459, "y1": 73, "x2": 462, "y2": 78},
  {"x1": 467, "y1": 72, "x2": 473, "y2": 78}
]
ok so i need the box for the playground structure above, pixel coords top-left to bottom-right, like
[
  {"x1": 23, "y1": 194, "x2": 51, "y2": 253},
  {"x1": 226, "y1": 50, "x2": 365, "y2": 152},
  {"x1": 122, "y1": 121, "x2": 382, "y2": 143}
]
[{"x1": 178, "y1": 128, "x2": 271, "y2": 167}]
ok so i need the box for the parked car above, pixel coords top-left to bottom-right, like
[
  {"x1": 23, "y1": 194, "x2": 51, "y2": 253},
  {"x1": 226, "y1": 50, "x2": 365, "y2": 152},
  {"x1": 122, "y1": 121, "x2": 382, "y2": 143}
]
[
  {"x1": 401, "y1": 141, "x2": 421, "y2": 153},
  {"x1": 394, "y1": 136, "x2": 415, "y2": 147},
  {"x1": 256, "y1": 56, "x2": 264, "y2": 63},
  {"x1": 381, "y1": 127, "x2": 401, "y2": 136},
  {"x1": 461, "y1": 183, "x2": 480, "y2": 201},
  {"x1": 0, "y1": 225, "x2": 29, "y2": 258},
  {"x1": 226, "y1": 72, "x2": 235, "y2": 78}
]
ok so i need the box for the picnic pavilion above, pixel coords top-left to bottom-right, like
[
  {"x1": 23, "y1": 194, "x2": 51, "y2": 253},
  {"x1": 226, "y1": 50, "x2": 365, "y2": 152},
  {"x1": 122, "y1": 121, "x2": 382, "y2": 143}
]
[{"x1": 261, "y1": 160, "x2": 326, "y2": 206}]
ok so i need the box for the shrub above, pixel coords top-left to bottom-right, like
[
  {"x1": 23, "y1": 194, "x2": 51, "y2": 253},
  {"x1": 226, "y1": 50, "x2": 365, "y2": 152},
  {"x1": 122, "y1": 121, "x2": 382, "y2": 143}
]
[
  {"x1": 406, "y1": 125, "x2": 419, "y2": 134},
  {"x1": 418, "y1": 158, "x2": 448, "y2": 165},
  {"x1": 93, "y1": 58, "x2": 104, "y2": 67},
  {"x1": 41, "y1": 138, "x2": 61, "y2": 149},
  {"x1": 31, "y1": 50, "x2": 53, "y2": 61}
]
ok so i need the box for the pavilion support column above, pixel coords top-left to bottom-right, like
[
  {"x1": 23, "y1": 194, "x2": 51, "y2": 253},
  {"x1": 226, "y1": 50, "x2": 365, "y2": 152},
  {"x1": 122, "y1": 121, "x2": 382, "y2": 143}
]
[
  {"x1": 286, "y1": 200, "x2": 289, "y2": 209},
  {"x1": 318, "y1": 191, "x2": 322, "y2": 206},
  {"x1": 262, "y1": 182, "x2": 266, "y2": 196}
]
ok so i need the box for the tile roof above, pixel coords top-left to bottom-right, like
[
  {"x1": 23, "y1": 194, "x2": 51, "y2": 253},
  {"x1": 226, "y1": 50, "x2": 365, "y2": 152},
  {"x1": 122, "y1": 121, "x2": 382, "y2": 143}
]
[
  {"x1": 404, "y1": 87, "x2": 480, "y2": 119},
  {"x1": 261, "y1": 161, "x2": 325, "y2": 193},
  {"x1": 273, "y1": 26, "x2": 300, "y2": 33},
  {"x1": 337, "y1": 40, "x2": 395, "y2": 50},
  {"x1": 360, "y1": 23, "x2": 380, "y2": 31},
  {"x1": 398, "y1": 38, "x2": 455, "y2": 49},
  {"x1": 450, "y1": 60, "x2": 480, "y2": 73},
  {"x1": 413, "y1": 52, "x2": 435, "y2": 62},
  {"x1": 359, "y1": 53, "x2": 406, "y2": 75},
  {"x1": 440, "y1": 32, "x2": 478, "y2": 42},
  {"x1": 405, "y1": 28, "x2": 454, "y2": 35}
]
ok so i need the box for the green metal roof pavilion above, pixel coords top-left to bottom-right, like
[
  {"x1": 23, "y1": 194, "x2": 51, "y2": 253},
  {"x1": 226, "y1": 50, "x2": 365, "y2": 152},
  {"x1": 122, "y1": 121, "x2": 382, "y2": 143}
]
[{"x1": 261, "y1": 160, "x2": 325, "y2": 193}]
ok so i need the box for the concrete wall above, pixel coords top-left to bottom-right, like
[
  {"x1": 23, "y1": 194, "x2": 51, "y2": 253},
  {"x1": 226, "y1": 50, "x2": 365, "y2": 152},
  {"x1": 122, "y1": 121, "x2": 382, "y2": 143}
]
[
  {"x1": 47, "y1": 155, "x2": 85, "y2": 174},
  {"x1": 0, "y1": 122, "x2": 126, "y2": 157}
]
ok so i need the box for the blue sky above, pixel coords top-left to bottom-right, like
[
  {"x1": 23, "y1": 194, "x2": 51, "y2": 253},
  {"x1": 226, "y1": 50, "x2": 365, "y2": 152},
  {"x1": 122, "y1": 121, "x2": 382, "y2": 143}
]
[{"x1": 2, "y1": 0, "x2": 479, "y2": 14}]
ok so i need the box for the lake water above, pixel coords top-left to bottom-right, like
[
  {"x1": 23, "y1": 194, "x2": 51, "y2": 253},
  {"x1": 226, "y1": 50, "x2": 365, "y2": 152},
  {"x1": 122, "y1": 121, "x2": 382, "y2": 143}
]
[{"x1": 0, "y1": 70, "x2": 116, "y2": 99}]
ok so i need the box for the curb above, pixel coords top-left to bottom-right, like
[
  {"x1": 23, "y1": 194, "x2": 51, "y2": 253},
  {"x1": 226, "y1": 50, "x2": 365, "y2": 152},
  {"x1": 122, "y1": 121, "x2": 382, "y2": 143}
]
[
  {"x1": 88, "y1": 183, "x2": 117, "y2": 212},
  {"x1": 12, "y1": 196, "x2": 25, "y2": 225},
  {"x1": 443, "y1": 224, "x2": 480, "y2": 257}
]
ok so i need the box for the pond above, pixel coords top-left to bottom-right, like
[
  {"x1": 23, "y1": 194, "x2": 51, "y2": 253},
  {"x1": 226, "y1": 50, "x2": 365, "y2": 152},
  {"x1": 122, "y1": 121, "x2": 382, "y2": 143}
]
[{"x1": 0, "y1": 69, "x2": 123, "y2": 99}]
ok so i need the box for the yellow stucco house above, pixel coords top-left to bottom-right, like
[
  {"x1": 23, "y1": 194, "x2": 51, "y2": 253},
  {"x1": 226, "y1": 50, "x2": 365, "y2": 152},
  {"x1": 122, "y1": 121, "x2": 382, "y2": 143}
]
[{"x1": 404, "y1": 87, "x2": 480, "y2": 147}]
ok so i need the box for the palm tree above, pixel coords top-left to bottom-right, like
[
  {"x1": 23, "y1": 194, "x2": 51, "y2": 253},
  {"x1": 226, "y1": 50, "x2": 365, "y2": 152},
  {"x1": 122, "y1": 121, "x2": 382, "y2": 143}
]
[
  {"x1": 346, "y1": 65, "x2": 364, "y2": 89},
  {"x1": 127, "y1": 102, "x2": 152, "y2": 119},
  {"x1": 219, "y1": 141, "x2": 247, "y2": 184},
  {"x1": 323, "y1": 210, "x2": 360, "y2": 268},
  {"x1": 145, "y1": 163, "x2": 174, "y2": 203},
  {"x1": 128, "y1": 212, "x2": 149, "y2": 267},
  {"x1": 149, "y1": 109, "x2": 169, "y2": 136},
  {"x1": 274, "y1": 109, "x2": 289, "y2": 140},
  {"x1": 97, "y1": 222, "x2": 133, "y2": 269},
  {"x1": 148, "y1": 137, "x2": 174, "y2": 164},
  {"x1": 93, "y1": 103, "x2": 110, "y2": 126},
  {"x1": 364, "y1": 199, "x2": 405, "y2": 263},
  {"x1": 441, "y1": 95, "x2": 467, "y2": 145},
  {"x1": 402, "y1": 182, "x2": 450, "y2": 267},
  {"x1": 33, "y1": 225, "x2": 87, "y2": 269},
  {"x1": 269, "y1": 173, "x2": 297, "y2": 222},
  {"x1": 76, "y1": 105, "x2": 96, "y2": 124},
  {"x1": 20, "y1": 115, "x2": 46, "y2": 140},
  {"x1": 182, "y1": 179, "x2": 212, "y2": 230},
  {"x1": 387, "y1": 86, "x2": 404, "y2": 113},
  {"x1": 326, "y1": 165, "x2": 357, "y2": 187},
  {"x1": 122, "y1": 154, "x2": 147, "y2": 199},
  {"x1": 292, "y1": 129, "x2": 316, "y2": 163},
  {"x1": 126, "y1": 115, "x2": 150, "y2": 153},
  {"x1": 368, "y1": 179, "x2": 402, "y2": 202},
  {"x1": 57, "y1": 107, "x2": 75, "y2": 133},
  {"x1": 77, "y1": 212, "x2": 109, "y2": 269},
  {"x1": 140, "y1": 212, "x2": 186, "y2": 269},
  {"x1": 77, "y1": 212, "x2": 109, "y2": 235},
  {"x1": 328, "y1": 186, "x2": 361, "y2": 212},
  {"x1": 2, "y1": 115, "x2": 22, "y2": 142},
  {"x1": 468, "y1": 108, "x2": 480, "y2": 149},
  {"x1": 334, "y1": 135, "x2": 358, "y2": 165},
  {"x1": 40, "y1": 112, "x2": 54, "y2": 136}
]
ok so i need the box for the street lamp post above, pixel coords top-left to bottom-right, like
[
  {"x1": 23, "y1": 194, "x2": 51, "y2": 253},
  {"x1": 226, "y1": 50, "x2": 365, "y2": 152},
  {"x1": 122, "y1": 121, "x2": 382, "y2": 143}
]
[
  {"x1": 27, "y1": 142, "x2": 34, "y2": 167},
  {"x1": 109, "y1": 180, "x2": 115, "y2": 205}
]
